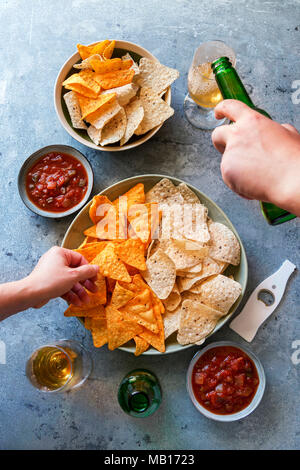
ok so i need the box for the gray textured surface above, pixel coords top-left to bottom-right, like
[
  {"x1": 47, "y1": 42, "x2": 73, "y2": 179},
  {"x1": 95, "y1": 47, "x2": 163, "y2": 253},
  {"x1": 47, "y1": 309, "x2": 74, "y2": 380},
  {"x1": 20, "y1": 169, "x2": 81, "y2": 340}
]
[{"x1": 0, "y1": 0, "x2": 299, "y2": 450}]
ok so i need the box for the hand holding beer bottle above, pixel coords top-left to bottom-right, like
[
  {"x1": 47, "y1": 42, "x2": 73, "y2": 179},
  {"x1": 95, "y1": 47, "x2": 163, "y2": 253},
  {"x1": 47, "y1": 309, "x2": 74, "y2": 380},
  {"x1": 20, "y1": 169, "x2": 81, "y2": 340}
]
[{"x1": 212, "y1": 99, "x2": 300, "y2": 220}]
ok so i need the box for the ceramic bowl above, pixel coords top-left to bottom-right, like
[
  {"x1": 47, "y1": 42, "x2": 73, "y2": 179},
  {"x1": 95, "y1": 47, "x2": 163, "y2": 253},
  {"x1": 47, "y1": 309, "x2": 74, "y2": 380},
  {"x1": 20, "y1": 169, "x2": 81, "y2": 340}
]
[
  {"x1": 18, "y1": 144, "x2": 93, "y2": 218},
  {"x1": 61, "y1": 175, "x2": 248, "y2": 354},
  {"x1": 187, "y1": 341, "x2": 266, "y2": 421},
  {"x1": 54, "y1": 40, "x2": 172, "y2": 152}
]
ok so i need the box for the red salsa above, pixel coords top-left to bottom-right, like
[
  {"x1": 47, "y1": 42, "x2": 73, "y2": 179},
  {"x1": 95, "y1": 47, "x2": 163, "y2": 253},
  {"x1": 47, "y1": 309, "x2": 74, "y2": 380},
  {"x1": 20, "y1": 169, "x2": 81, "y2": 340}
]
[
  {"x1": 26, "y1": 152, "x2": 88, "y2": 212},
  {"x1": 192, "y1": 346, "x2": 259, "y2": 415}
]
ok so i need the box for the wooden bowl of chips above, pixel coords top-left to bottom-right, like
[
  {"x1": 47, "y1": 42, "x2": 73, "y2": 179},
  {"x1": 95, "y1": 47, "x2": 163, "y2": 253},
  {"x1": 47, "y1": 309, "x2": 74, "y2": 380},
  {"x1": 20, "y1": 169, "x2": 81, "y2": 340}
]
[
  {"x1": 62, "y1": 175, "x2": 248, "y2": 355},
  {"x1": 54, "y1": 41, "x2": 175, "y2": 152}
]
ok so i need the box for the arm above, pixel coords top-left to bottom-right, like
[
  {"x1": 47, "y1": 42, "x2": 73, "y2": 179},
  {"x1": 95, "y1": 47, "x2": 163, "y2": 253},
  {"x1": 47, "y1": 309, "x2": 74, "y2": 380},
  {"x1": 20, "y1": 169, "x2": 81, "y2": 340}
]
[
  {"x1": 211, "y1": 99, "x2": 300, "y2": 216},
  {"x1": 0, "y1": 246, "x2": 99, "y2": 321}
]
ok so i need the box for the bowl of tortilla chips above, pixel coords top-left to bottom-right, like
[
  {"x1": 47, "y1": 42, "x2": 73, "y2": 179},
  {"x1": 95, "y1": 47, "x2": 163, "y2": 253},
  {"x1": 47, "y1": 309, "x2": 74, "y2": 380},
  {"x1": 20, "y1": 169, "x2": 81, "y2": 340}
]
[
  {"x1": 61, "y1": 175, "x2": 248, "y2": 355},
  {"x1": 54, "y1": 40, "x2": 179, "y2": 152}
]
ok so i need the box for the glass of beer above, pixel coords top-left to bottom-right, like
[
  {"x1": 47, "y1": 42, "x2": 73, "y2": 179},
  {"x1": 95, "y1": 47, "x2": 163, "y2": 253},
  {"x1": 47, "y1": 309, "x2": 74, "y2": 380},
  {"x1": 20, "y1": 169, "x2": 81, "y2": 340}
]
[
  {"x1": 184, "y1": 40, "x2": 236, "y2": 129},
  {"x1": 26, "y1": 339, "x2": 93, "y2": 393}
]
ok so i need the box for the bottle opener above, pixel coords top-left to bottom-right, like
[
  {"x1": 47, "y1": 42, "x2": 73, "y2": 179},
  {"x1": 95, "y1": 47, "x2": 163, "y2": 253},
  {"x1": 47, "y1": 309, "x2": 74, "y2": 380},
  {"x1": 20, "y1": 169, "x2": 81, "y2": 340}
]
[{"x1": 230, "y1": 260, "x2": 296, "y2": 342}]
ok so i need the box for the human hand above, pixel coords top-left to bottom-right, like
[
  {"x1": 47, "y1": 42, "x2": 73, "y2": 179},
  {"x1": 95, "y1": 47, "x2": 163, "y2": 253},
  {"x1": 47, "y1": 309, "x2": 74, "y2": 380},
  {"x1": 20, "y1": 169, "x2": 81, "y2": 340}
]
[
  {"x1": 26, "y1": 246, "x2": 99, "y2": 307},
  {"x1": 211, "y1": 100, "x2": 300, "y2": 215}
]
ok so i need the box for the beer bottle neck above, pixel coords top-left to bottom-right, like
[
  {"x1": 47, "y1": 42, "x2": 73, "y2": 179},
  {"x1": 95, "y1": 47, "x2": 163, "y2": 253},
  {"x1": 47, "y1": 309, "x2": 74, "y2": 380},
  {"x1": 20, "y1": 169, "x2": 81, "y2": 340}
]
[{"x1": 212, "y1": 57, "x2": 254, "y2": 108}]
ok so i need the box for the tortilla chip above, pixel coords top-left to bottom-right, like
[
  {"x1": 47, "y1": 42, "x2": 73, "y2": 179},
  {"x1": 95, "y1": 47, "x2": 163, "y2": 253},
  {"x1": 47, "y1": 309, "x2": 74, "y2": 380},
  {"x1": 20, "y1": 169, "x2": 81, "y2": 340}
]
[
  {"x1": 159, "y1": 239, "x2": 206, "y2": 270},
  {"x1": 94, "y1": 69, "x2": 135, "y2": 90},
  {"x1": 73, "y1": 54, "x2": 102, "y2": 70},
  {"x1": 136, "y1": 57, "x2": 179, "y2": 95},
  {"x1": 208, "y1": 221, "x2": 241, "y2": 266},
  {"x1": 135, "y1": 87, "x2": 174, "y2": 135},
  {"x1": 120, "y1": 98, "x2": 144, "y2": 146},
  {"x1": 128, "y1": 203, "x2": 159, "y2": 244},
  {"x1": 63, "y1": 91, "x2": 87, "y2": 129},
  {"x1": 177, "y1": 183, "x2": 201, "y2": 204},
  {"x1": 145, "y1": 178, "x2": 179, "y2": 204},
  {"x1": 194, "y1": 274, "x2": 242, "y2": 314},
  {"x1": 114, "y1": 239, "x2": 146, "y2": 270},
  {"x1": 178, "y1": 258, "x2": 227, "y2": 292},
  {"x1": 111, "y1": 281, "x2": 135, "y2": 309},
  {"x1": 162, "y1": 281, "x2": 181, "y2": 312},
  {"x1": 106, "y1": 305, "x2": 143, "y2": 350},
  {"x1": 134, "y1": 336, "x2": 149, "y2": 356},
  {"x1": 100, "y1": 107, "x2": 126, "y2": 145},
  {"x1": 113, "y1": 183, "x2": 145, "y2": 209},
  {"x1": 122, "y1": 53, "x2": 140, "y2": 75},
  {"x1": 88, "y1": 100, "x2": 122, "y2": 131},
  {"x1": 140, "y1": 303, "x2": 165, "y2": 353},
  {"x1": 77, "y1": 93, "x2": 116, "y2": 121},
  {"x1": 63, "y1": 72, "x2": 100, "y2": 99},
  {"x1": 142, "y1": 248, "x2": 176, "y2": 300},
  {"x1": 102, "y1": 40, "x2": 115, "y2": 59},
  {"x1": 64, "y1": 302, "x2": 105, "y2": 318},
  {"x1": 91, "y1": 242, "x2": 131, "y2": 282},
  {"x1": 74, "y1": 241, "x2": 108, "y2": 262},
  {"x1": 120, "y1": 288, "x2": 158, "y2": 333},
  {"x1": 77, "y1": 40, "x2": 110, "y2": 60},
  {"x1": 163, "y1": 305, "x2": 181, "y2": 339},
  {"x1": 102, "y1": 82, "x2": 139, "y2": 107},
  {"x1": 88, "y1": 317, "x2": 108, "y2": 347},
  {"x1": 89, "y1": 194, "x2": 113, "y2": 224},
  {"x1": 177, "y1": 300, "x2": 223, "y2": 345},
  {"x1": 90, "y1": 57, "x2": 132, "y2": 74}
]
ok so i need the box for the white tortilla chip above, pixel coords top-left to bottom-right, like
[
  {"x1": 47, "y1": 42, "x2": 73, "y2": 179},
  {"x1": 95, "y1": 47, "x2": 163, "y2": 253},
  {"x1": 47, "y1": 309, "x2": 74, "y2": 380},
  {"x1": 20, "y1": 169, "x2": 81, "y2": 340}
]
[
  {"x1": 195, "y1": 274, "x2": 242, "y2": 314},
  {"x1": 88, "y1": 100, "x2": 121, "y2": 130},
  {"x1": 163, "y1": 305, "x2": 181, "y2": 339},
  {"x1": 137, "y1": 58, "x2": 179, "y2": 95},
  {"x1": 208, "y1": 221, "x2": 241, "y2": 266},
  {"x1": 177, "y1": 300, "x2": 222, "y2": 345},
  {"x1": 100, "y1": 107, "x2": 126, "y2": 146},
  {"x1": 177, "y1": 183, "x2": 201, "y2": 204},
  {"x1": 159, "y1": 239, "x2": 205, "y2": 270},
  {"x1": 177, "y1": 258, "x2": 227, "y2": 292},
  {"x1": 145, "y1": 178, "x2": 179, "y2": 204},
  {"x1": 87, "y1": 125, "x2": 101, "y2": 145},
  {"x1": 122, "y1": 53, "x2": 140, "y2": 75},
  {"x1": 135, "y1": 87, "x2": 174, "y2": 135},
  {"x1": 162, "y1": 282, "x2": 181, "y2": 312},
  {"x1": 120, "y1": 98, "x2": 144, "y2": 146},
  {"x1": 102, "y1": 83, "x2": 139, "y2": 107},
  {"x1": 63, "y1": 91, "x2": 87, "y2": 129},
  {"x1": 141, "y1": 248, "x2": 176, "y2": 300}
]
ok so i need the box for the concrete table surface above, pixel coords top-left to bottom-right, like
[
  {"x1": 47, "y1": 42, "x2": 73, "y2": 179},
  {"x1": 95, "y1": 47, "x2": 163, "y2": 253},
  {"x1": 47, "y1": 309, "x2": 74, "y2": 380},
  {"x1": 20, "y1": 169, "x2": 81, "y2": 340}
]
[{"x1": 0, "y1": 0, "x2": 299, "y2": 450}]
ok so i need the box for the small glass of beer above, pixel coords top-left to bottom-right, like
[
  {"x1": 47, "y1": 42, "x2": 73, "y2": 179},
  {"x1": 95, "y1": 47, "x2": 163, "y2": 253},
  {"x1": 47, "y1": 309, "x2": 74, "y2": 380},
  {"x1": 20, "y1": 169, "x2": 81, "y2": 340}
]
[
  {"x1": 26, "y1": 339, "x2": 93, "y2": 393},
  {"x1": 184, "y1": 40, "x2": 236, "y2": 129}
]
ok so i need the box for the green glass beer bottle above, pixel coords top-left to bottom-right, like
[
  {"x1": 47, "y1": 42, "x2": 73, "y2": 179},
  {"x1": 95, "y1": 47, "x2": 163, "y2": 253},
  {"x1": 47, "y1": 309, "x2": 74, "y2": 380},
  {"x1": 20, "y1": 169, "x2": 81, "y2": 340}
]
[
  {"x1": 118, "y1": 369, "x2": 162, "y2": 418},
  {"x1": 211, "y1": 56, "x2": 296, "y2": 225}
]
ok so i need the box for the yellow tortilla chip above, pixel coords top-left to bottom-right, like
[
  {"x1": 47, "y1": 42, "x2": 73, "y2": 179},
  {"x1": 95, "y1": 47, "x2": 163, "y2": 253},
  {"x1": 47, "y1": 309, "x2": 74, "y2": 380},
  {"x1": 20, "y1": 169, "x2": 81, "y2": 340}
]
[
  {"x1": 63, "y1": 73, "x2": 100, "y2": 99},
  {"x1": 102, "y1": 40, "x2": 116, "y2": 59},
  {"x1": 64, "y1": 302, "x2": 105, "y2": 318},
  {"x1": 134, "y1": 336, "x2": 149, "y2": 356},
  {"x1": 74, "y1": 241, "x2": 108, "y2": 262},
  {"x1": 111, "y1": 281, "x2": 135, "y2": 309},
  {"x1": 77, "y1": 40, "x2": 110, "y2": 60},
  {"x1": 89, "y1": 194, "x2": 113, "y2": 224},
  {"x1": 77, "y1": 93, "x2": 116, "y2": 121},
  {"x1": 91, "y1": 242, "x2": 131, "y2": 282},
  {"x1": 114, "y1": 238, "x2": 146, "y2": 271},
  {"x1": 94, "y1": 69, "x2": 134, "y2": 90},
  {"x1": 120, "y1": 289, "x2": 158, "y2": 333},
  {"x1": 140, "y1": 304, "x2": 165, "y2": 353},
  {"x1": 106, "y1": 305, "x2": 143, "y2": 350},
  {"x1": 90, "y1": 57, "x2": 132, "y2": 74},
  {"x1": 128, "y1": 203, "x2": 159, "y2": 244}
]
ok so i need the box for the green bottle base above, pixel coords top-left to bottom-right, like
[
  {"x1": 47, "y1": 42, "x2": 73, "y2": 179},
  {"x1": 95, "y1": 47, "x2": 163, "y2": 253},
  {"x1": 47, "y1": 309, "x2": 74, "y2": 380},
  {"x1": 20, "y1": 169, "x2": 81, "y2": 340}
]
[{"x1": 260, "y1": 202, "x2": 296, "y2": 225}]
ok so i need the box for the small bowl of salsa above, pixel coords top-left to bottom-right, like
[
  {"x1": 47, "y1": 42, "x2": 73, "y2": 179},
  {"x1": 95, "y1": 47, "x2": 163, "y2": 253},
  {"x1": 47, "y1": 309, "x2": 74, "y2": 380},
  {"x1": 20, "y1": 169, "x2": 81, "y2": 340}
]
[
  {"x1": 187, "y1": 341, "x2": 265, "y2": 421},
  {"x1": 18, "y1": 145, "x2": 93, "y2": 218}
]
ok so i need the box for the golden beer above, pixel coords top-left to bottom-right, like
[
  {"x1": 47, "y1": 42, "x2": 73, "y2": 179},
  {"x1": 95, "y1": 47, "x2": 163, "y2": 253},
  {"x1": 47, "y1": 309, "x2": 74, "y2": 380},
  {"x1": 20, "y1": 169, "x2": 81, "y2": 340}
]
[{"x1": 188, "y1": 62, "x2": 222, "y2": 108}]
